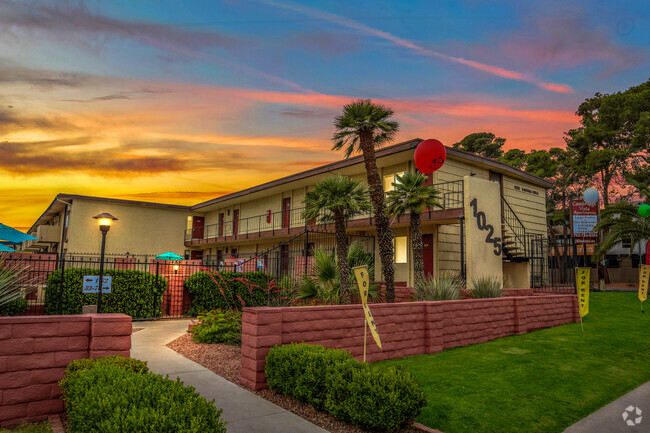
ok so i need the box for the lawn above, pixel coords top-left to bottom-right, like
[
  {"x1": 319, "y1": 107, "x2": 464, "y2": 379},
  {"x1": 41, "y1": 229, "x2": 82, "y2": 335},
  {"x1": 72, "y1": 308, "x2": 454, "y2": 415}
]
[
  {"x1": 378, "y1": 292, "x2": 650, "y2": 433},
  {"x1": 0, "y1": 422, "x2": 51, "y2": 433}
]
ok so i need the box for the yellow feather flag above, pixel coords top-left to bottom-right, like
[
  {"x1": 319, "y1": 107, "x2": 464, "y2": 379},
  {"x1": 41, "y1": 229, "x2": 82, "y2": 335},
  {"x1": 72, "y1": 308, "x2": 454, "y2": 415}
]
[
  {"x1": 353, "y1": 266, "x2": 382, "y2": 350},
  {"x1": 576, "y1": 267, "x2": 590, "y2": 318},
  {"x1": 639, "y1": 265, "x2": 649, "y2": 303}
]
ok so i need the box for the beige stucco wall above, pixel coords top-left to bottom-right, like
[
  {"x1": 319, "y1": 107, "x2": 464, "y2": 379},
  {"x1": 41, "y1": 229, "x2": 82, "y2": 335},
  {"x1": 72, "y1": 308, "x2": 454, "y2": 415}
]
[
  {"x1": 463, "y1": 176, "x2": 503, "y2": 283},
  {"x1": 503, "y1": 262, "x2": 531, "y2": 289},
  {"x1": 65, "y1": 200, "x2": 196, "y2": 255}
]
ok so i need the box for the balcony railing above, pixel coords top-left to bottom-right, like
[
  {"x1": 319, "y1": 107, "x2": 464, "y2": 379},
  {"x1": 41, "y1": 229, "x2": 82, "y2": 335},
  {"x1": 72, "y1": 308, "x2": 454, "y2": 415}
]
[{"x1": 185, "y1": 179, "x2": 464, "y2": 243}]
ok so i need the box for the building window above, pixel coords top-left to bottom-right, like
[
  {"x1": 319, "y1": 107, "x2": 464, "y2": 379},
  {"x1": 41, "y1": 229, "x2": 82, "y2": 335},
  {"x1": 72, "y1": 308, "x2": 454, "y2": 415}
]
[
  {"x1": 383, "y1": 171, "x2": 405, "y2": 192},
  {"x1": 393, "y1": 236, "x2": 408, "y2": 263},
  {"x1": 186, "y1": 216, "x2": 193, "y2": 230}
]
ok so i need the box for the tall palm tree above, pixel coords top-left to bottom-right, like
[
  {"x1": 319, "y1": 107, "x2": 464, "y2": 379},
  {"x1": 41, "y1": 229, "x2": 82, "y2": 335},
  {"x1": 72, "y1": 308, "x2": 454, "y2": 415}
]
[
  {"x1": 332, "y1": 99, "x2": 400, "y2": 302},
  {"x1": 303, "y1": 176, "x2": 371, "y2": 304},
  {"x1": 386, "y1": 172, "x2": 444, "y2": 290}
]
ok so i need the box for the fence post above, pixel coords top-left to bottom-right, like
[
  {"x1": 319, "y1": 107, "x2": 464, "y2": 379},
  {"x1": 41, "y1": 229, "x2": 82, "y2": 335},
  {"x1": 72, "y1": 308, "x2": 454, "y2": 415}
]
[
  {"x1": 57, "y1": 253, "x2": 66, "y2": 315},
  {"x1": 304, "y1": 230, "x2": 309, "y2": 276},
  {"x1": 152, "y1": 261, "x2": 160, "y2": 318}
]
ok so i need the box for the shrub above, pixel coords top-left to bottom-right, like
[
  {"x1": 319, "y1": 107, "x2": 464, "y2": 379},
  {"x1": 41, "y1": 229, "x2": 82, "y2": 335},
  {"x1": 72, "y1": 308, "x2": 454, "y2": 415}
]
[
  {"x1": 414, "y1": 272, "x2": 463, "y2": 301},
  {"x1": 190, "y1": 309, "x2": 242, "y2": 345},
  {"x1": 59, "y1": 355, "x2": 149, "y2": 390},
  {"x1": 61, "y1": 364, "x2": 227, "y2": 433},
  {"x1": 0, "y1": 298, "x2": 27, "y2": 316},
  {"x1": 185, "y1": 271, "x2": 270, "y2": 314},
  {"x1": 265, "y1": 343, "x2": 426, "y2": 431},
  {"x1": 468, "y1": 275, "x2": 504, "y2": 298},
  {"x1": 44, "y1": 268, "x2": 167, "y2": 318}
]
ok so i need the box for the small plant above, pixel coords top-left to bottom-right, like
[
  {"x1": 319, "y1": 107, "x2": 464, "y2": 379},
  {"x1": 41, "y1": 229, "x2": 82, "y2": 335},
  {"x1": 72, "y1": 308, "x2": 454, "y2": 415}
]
[
  {"x1": 414, "y1": 272, "x2": 463, "y2": 301},
  {"x1": 190, "y1": 309, "x2": 242, "y2": 345},
  {"x1": 0, "y1": 297, "x2": 27, "y2": 316},
  {"x1": 0, "y1": 253, "x2": 31, "y2": 309},
  {"x1": 468, "y1": 275, "x2": 504, "y2": 298}
]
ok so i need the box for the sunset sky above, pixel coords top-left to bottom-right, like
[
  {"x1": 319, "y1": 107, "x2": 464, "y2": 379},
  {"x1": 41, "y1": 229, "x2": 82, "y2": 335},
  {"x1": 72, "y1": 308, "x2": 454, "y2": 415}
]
[{"x1": 1, "y1": 0, "x2": 649, "y2": 230}]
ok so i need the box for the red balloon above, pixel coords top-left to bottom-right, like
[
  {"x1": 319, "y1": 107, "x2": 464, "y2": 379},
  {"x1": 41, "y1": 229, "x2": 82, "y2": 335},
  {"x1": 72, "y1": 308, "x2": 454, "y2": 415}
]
[{"x1": 414, "y1": 139, "x2": 446, "y2": 174}]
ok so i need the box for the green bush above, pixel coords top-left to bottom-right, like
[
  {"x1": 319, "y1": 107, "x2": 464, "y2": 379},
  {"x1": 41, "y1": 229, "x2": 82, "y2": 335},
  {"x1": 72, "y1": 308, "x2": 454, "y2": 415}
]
[
  {"x1": 0, "y1": 298, "x2": 27, "y2": 316},
  {"x1": 185, "y1": 271, "x2": 270, "y2": 314},
  {"x1": 61, "y1": 363, "x2": 227, "y2": 433},
  {"x1": 44, "y1": 268, "x2": 167, "y2": 318},
  {"x1": 414, "y1": 272, "x2": 463, "y2": 301},
  {"x1": 265, "y1": 343, "x2": 426, "y2": 431},
  {"x1": 59, "y1": 355, "x2": 149, "y2": 390},
  {"x1": 191, "y1": 309, "x2": 242, "y2": 345},
  {"x1": 266, "y1": 343, "x2": 352, "y2": 410}
]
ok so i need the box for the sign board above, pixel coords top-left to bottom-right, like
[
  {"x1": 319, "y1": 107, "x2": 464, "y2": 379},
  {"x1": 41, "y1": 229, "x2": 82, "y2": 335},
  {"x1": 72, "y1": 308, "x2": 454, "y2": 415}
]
[
  {"x1": 82, "y1": 276, "x2": 112, "y2": 294},
  {"x1": 639, "y1": 265, "x2": 649, "y2": 303},
  {"x1": 571, "y1": 200, "x2": 599, "y2": 242},
  {"x1": 576, "y1": 267, "x2": 590, "y2": 318}
]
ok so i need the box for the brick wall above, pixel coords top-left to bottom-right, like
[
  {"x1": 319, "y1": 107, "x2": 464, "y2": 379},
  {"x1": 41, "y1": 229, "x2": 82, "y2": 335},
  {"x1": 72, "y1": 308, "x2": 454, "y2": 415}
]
[
  {"x1": 0, "y1": 314, "x2": 131, "y2": 427},
  {"x1": 240, "y1": 294, "x2": 578, "y2": 390}
]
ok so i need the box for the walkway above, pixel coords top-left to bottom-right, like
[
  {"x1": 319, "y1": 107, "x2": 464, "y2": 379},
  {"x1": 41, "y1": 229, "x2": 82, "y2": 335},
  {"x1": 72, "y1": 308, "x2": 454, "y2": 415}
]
[
  {"x1": 130, "y1": 320, "x2": 327, "y2": 433},
  {"x1": 563, "y1": 381, "x2": 649, "y2": 433}
]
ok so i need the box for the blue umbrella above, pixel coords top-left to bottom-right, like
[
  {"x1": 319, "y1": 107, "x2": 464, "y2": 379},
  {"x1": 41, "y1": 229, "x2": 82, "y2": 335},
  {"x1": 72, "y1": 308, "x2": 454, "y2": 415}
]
[
  {"x1": 0, "y1": 244, "x2": 15, "y2": 252},
  {"x1": 155, "y1": 252, "x2": 184, "y2": 261},
  {"x1": 0, "y1": 223, "x2": 37, "y2": 243}
]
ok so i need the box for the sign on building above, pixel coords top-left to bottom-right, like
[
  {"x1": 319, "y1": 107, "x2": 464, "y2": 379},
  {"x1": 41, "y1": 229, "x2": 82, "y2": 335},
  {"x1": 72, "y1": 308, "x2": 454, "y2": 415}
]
[
  {"x1": 82, "y1": 275, "x2": 112, "y2": 294},
  {"x1": 571, "y1": 200, "x2": 599, "y2": 243}
]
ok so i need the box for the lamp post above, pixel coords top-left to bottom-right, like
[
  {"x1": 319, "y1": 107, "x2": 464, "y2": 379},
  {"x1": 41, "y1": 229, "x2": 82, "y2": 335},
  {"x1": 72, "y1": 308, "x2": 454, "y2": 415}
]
[{"x1": 92, "y1": 213, "x2": 118, "y2": 313}]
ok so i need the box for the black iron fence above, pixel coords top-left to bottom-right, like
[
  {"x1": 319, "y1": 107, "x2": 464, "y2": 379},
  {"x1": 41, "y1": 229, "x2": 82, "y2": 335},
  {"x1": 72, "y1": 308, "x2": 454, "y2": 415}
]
[{"x1": 0, "y1": 231, "x2": 374, "y2": 319}]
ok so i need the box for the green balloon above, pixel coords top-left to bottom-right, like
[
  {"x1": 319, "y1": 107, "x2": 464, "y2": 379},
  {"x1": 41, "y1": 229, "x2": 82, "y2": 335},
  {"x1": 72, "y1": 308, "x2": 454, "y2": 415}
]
[{"x1": 639, "y1": 204, "x2": 650, "y2": 217}]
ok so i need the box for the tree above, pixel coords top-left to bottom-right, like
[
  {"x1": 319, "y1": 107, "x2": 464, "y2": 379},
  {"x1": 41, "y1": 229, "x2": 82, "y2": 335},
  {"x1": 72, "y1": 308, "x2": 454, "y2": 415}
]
[
  {"x1": 303, "y1": 175, "x2": 371, "y2": 304},
  {"x1": 452, "y1": 132, "x2": 506, "y2": 159},
  {"x1": 332, "y1": 99, "x2": 400, "y2": 302},
  {"x1": 499, "y1": 148, "x2": 526, "y2": 169},
  {"x1": 565, "y1": 79, "x2": 650, "y2": 206},
  {"x1": 385, "y1": 172, "x2": 443, "y2": 290}
]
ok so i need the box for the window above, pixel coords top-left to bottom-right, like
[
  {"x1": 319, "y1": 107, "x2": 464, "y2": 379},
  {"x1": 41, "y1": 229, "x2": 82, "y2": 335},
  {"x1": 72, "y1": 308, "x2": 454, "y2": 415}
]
[
  {"x1": 383, "y1": 171, "x2": 405, "y2": 192},
  {"x1": 393, "y1": 236, "x2": 408, "y2": 263},
  {"x1": 186, "y1": 216, "x2": 193, "y2": 230}
]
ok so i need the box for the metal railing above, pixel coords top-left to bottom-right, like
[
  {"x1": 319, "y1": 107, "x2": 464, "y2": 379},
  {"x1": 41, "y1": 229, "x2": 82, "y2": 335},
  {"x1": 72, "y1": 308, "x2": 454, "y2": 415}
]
[
  {"x1": 501, "y1": 196, "x2": 527, "y2": 259},
  {"x1": 185, "y1": 180, "x2": 464, "y2": 243}
]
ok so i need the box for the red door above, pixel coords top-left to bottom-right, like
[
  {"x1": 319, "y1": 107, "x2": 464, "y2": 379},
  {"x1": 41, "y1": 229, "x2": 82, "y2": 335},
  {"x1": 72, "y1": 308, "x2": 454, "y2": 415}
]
[
  {"x1": 192, "y1": 216, "x2": 205, "y2": 239},
  {"x1": 422, "y1": 234, "x2": 434, "y2": 278},
  {"x1": 218, "y1": 213, "x2": 224, "y2": 237},
  {"x1": 233, "y1": 209, "x2": 239, "y2": 235},
  {"x1": 282, "y1": 198, "x2": 291, "y2": 229},
  {"x1": 191, "y1": 250, "x2": 203, "y2": 260}
]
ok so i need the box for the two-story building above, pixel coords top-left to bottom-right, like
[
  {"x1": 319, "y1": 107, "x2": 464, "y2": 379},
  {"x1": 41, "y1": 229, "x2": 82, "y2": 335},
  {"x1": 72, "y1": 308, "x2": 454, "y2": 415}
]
[{"x1": 25, "y1": 138, "x2": 552, "y2": 288}]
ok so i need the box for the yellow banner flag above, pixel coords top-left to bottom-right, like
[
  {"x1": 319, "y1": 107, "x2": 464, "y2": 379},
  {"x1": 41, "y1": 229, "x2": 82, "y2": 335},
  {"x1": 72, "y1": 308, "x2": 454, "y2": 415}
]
[
  {"x1": 639, "y1": 264, "x2": 649, "y2": 303},
  {"x1": 576, "y1": 267, "x2": 590, "y2": 318},
  {"x1": 353, "y1": 266, "x2": 382, "y2": 350}
]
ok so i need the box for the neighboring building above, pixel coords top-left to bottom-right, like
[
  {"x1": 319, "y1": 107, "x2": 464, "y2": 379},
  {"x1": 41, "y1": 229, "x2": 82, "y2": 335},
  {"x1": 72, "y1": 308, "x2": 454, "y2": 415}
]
[
  {"x1": 23, "y1": 194, "x2": 192, "y2": 256},
  {"x1": 24, "y1": 139, "x2": 552, "y2": 288}
]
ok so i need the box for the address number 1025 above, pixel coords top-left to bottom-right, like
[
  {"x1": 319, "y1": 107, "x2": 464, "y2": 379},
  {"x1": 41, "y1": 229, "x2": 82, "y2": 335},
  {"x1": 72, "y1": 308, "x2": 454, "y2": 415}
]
[{"x1": 469, "y1": 198, "x2": 502, "y2": 256}]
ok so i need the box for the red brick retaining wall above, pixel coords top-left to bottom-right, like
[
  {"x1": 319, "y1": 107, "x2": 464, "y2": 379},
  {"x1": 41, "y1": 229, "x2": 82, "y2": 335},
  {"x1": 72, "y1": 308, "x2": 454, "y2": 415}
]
[
  {"x1": 240, "y1": 294, "x2": 578, "y2": 390},
  {"x1": 0, "y1": 314, "x2": 131, "y2": 427}
]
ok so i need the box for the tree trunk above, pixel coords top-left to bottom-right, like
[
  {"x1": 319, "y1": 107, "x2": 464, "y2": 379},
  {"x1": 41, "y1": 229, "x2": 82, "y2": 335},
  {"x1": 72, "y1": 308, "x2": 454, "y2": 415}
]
[
  {"x1": 410, "y1": 211, "x2": 425, "y2": 290},
  {"x1": 359, "y1": 131, "x2": 395, "y2": 302},
  {"x1": 334, "y1": 211, "x2": 351, "y2": 304}
]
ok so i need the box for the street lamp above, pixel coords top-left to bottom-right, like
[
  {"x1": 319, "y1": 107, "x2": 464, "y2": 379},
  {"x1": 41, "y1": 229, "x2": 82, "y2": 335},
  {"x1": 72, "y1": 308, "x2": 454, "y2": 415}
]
[
  {"x1": 92, "y1": 213, "x2": 118, "y2": 313},
  {"x1": 173, "y1": 264, "x2": 180, "y2": 274}
]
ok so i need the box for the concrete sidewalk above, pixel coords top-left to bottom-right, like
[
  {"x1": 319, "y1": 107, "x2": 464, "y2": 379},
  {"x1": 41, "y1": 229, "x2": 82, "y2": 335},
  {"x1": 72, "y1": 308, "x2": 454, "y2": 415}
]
[
  {"x1": 130, "y1": 320, "x2": 327, "y2": 433},
  {"x1": 563, "y1": 381, "x2": 649, "y2": 433}
]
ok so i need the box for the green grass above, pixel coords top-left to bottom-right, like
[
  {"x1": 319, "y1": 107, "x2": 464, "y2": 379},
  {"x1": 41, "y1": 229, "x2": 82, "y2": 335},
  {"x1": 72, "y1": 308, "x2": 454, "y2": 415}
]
[
  {"x1": 0, "y1": 422, "x2": 52, "y2": 433},
  {"x1": 378, "y1": 292, "x2": 650, "y2": 433}
]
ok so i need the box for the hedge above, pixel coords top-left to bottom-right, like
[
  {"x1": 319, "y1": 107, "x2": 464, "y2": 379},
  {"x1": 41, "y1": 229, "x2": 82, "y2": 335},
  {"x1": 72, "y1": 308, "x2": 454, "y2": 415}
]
[
  {"x1": 190, "y1": 309, "x2": 242, "y2": 345},
  {"x1": 0, "y1": 298, "x2": 27, "y2": 316},
  {"x1": 60, "y1": 356, "x2": 227, "y2": 433},
  {"x1": 185, "y1": 271, "x2": 270, "y2": 314},
  {"x1": 265, "y1": 343, "x2": 426, "y2": 432},
  {"x1": 44, "y1": 268, "x2": 167, "y2": 318}
]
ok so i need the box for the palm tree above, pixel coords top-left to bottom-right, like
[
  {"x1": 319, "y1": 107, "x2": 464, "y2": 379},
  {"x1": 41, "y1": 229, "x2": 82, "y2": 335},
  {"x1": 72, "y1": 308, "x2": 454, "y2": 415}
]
[
  {"x1": 303, "y1": 176, "x2": 371, "y2": 304},
  {"x1": 594, "y1": 174, "x2": 650, "y2": 260},
  {"x1": 332, "y1": 99, "x2": 400, "y2": 302},
  {"x1": 386, "y1": 172, "x2": 444, "y2": 290}
]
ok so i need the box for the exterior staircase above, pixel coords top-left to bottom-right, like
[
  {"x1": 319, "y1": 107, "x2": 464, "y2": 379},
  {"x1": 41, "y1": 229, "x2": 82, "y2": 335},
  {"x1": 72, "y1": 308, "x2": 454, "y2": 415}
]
[{"x1": 501, "y1": 197, "x2": 529, "y2": 262}]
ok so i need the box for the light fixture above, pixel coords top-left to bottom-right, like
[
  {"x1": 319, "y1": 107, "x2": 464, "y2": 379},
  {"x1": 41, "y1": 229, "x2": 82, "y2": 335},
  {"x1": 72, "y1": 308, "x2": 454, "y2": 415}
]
[
  {"x1": 173, "y1": 264, "x2": 180, "y2": 274},
  {"x1": 93, "y1": 213, "x2": 118, "y2": 233}
]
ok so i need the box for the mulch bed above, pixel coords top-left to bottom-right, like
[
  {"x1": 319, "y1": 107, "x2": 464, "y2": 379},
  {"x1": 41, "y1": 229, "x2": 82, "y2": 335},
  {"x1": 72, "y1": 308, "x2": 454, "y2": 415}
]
[{"x1": 167, "y1": 333, "x2": 422, "y2": 433}]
